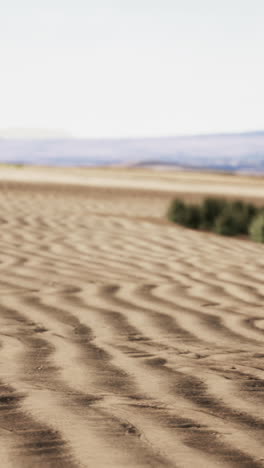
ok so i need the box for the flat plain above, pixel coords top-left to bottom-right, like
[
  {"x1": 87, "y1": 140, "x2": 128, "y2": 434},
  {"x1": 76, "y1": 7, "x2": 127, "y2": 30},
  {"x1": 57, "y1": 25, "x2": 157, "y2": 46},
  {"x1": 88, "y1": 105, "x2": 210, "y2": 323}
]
[{"x1": 0, "y1": 166, "x2": 264, "y2": 468}]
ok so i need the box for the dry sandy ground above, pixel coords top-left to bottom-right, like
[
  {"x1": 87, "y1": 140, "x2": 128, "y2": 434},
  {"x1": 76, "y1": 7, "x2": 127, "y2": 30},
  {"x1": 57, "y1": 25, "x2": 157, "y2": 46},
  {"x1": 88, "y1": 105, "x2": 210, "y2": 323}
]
[{"x1": 0, "y1": 166, "x2": 264, "y2": 468}]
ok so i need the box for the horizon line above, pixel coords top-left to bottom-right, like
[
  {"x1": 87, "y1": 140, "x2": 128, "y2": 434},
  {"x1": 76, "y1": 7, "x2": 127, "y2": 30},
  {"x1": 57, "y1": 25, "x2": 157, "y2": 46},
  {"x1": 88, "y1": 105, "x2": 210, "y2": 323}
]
[{"x1": 1, "y1": 128, "x2": 264, "y2": 141}]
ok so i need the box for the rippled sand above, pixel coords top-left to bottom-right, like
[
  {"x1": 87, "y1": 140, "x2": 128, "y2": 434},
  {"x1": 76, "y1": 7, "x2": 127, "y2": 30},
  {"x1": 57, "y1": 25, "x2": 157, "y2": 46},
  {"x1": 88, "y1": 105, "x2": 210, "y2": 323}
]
[{"x1": 0, "y1": 167, "x2": 264, "y2": 468}]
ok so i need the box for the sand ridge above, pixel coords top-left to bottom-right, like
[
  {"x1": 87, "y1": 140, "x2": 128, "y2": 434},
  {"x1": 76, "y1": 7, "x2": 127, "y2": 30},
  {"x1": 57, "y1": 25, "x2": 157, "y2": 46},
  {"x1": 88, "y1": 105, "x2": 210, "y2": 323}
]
[{"x1": 0, "y1": 168, "x2": 263, "y2": 467}]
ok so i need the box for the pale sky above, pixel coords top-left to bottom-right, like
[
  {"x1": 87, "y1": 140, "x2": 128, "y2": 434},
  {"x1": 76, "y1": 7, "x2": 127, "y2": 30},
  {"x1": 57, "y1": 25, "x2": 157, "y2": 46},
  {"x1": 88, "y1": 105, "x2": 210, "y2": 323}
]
[{"x1": 1, "y1": 0, "x2": 264, "y2": 138}]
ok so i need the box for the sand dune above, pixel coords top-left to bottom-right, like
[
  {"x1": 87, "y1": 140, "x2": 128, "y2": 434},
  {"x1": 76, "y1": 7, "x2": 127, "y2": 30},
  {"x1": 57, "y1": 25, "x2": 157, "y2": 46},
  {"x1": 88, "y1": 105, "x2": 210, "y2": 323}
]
[{"x1": 0, "y1": 167, "x2": 264, "y2": 467}]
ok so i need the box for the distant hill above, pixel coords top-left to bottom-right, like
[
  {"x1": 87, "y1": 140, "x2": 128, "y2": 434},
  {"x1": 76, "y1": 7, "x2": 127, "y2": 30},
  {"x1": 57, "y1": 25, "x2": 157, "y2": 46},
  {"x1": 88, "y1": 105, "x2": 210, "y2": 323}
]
[{"x1": 0, "y1": 131, "x2": 264, "y2": 173}]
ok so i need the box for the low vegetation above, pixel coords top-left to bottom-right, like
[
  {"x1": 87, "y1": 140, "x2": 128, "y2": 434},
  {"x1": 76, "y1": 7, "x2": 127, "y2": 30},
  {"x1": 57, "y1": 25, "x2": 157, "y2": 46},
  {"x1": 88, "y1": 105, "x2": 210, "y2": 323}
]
[
  {"x1": 249, "y1": 213, "x2": 264, "y2": 243},
  {"x1": 168, "y1": 197, "x2": 264, "y2": 242}
]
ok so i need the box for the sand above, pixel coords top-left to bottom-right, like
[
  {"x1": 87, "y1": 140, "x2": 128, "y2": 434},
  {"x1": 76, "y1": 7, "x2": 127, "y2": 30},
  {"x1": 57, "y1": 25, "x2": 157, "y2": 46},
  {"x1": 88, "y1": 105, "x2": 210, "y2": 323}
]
[{"x1": 0, "y1": 166, "x2": 264, "y2": 468}]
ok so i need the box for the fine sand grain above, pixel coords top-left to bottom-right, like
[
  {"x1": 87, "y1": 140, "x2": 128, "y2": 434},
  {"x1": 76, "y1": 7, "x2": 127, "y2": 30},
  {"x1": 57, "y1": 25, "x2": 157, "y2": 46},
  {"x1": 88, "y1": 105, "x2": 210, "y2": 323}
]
[{"x1": 0, "y1": 167, "x2": 263, "y2": 467}]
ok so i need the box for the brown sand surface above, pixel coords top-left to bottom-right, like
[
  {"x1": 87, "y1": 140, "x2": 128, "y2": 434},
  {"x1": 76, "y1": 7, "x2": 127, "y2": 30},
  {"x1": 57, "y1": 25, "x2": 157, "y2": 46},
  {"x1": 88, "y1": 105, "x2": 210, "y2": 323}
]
[{"x1": 0, "y1": 166, "x2": 264, "y2": 467}]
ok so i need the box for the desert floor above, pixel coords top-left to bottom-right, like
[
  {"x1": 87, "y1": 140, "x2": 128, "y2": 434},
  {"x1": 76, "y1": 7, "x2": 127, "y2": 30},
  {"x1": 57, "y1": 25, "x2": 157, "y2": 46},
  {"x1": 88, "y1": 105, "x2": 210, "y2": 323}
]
[{"x1": 0, "y1": 166, "x2": 264, "y2": 468}]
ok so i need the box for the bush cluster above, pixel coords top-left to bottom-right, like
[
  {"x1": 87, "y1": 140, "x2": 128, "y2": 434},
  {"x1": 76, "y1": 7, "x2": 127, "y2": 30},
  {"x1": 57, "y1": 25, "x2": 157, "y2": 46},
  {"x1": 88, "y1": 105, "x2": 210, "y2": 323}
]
[
  {"x1": 168, "y1": 197, "x2": 264, "y2": 241},
  {"x1": 249, "y1": 213, "x2": 264, "y2": 243}
]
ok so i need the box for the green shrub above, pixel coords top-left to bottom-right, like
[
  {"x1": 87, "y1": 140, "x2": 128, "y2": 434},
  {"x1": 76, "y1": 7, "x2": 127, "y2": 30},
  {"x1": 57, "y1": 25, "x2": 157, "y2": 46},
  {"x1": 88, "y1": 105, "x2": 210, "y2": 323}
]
[
  {"x1": 199, "y1": 198, "x2": 227, "y2": 229},
  {"x1": 229, "y1": 201, "x2": 258, "y2": 234},
  {"x1": 168, "y1": 200, "x2": 201, "y2": 229},
  {"x1": 246, "y1": 203, "x2": 259, "y2": 220},
  {"x1": 206, "y1": 200, "x2": 259, "y2": 236},
  {"x1": 168, "y1": 196, "x2": 263, "y2": 241},
  {"x1": 183, "y1": 204, "x2": 201, "y2": 229},
  {"x1": 168, "y1": 199, "x2": 187, "y2": 225},
  {"x1": 214, "y1": 211, "x2": 243, "y2": 236},
  {"x1": 249, "y1": 212, "x2": 264, "y2": 243}
]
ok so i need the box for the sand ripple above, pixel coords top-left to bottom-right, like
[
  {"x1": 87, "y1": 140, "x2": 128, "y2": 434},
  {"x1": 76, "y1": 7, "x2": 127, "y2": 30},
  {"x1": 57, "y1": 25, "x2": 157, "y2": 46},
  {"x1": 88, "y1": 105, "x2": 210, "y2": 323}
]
[{"x1": 0, "y1": 176, "x2": 263, "y2": 467}]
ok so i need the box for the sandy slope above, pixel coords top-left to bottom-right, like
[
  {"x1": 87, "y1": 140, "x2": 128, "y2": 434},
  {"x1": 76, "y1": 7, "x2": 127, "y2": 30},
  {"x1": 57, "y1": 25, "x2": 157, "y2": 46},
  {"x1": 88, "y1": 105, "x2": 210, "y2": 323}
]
[{"x1": 0, "y1": 167, "x2": 264, "y2": 468}]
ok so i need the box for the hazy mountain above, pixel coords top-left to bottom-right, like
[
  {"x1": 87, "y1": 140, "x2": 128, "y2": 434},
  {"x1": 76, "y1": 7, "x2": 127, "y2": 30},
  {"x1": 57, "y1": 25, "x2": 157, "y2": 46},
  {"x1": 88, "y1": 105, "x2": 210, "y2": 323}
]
[{"x1": 0, "y1": 131, "x2": 264, "y2": 173}]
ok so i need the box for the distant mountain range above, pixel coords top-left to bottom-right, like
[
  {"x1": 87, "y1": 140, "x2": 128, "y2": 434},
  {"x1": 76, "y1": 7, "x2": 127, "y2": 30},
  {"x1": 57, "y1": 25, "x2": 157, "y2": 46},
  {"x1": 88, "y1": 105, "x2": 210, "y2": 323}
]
[{"x1": 1, "y1": 131, "x2": 264, "y2": 173}]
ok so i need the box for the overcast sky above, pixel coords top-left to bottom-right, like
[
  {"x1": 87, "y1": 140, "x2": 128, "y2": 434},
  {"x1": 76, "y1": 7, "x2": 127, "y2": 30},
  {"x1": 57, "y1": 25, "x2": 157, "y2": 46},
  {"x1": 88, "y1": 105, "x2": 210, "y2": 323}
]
[{"x1": 1, "y1": 0, "x2": 264, "y2": 138}]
